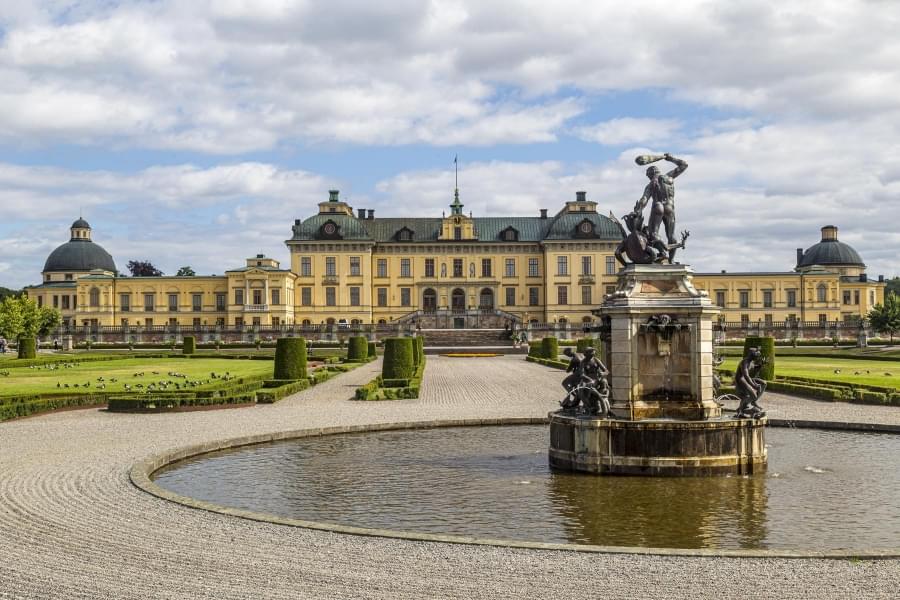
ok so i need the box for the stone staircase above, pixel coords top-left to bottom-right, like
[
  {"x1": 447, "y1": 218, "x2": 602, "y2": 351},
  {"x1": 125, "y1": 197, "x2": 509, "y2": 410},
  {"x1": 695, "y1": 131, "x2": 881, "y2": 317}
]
[{"x1": 420, "y1": 328, "x2": 525, "y2": 354}]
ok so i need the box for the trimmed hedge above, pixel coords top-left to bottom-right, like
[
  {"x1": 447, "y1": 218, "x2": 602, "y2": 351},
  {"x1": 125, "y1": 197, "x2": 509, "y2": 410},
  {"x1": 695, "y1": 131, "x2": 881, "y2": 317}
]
[
  {"x1": 107, "y1": 393, "x2": 257, "y2": 412},
  {"x1": 356, "y1": 353, "x2": 426, "y2": 401},
  {"x1": 256, "y1": 379, "x2": 311, "y2": 404},
  {"x1": 367, "y1": 341, "x2": 377, "y2": 358},
  {"x1": 182, "y1": 336, "x2": 196, "y2": 355},
  {"x1": 17, "y1": 337, "x2": 36, "y2": 359},
  {"x1": 540, "y1": 337, "x2": 559, "y2": 360},
  {"x1": 743, "y1": 336, "x2": 775, "y2": 380},
  {"x1": 383, "y1": 337, "x2": 415, "y2": 380},
  {"x1": 274, "y1": 337, "x2": 307, "y2": 380},
  {"x1": 526, "y1": 355, "x2": 569, "y2": 370},
  {"x1": 0, "y1": 394, "x2": 108, "y2": 421},
  {"x1": 413, "y1": 336, "x2": 424, "y2": 365},
  {"x1": 347, "y1": 336, "x2": 368, "y2": 361}
]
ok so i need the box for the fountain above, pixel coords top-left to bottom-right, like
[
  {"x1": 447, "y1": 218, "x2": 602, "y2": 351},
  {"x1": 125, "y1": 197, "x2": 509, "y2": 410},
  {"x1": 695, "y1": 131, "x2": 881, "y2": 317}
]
[{"x1": 548, "y1": 153, "x2": 767, "y2": 475}]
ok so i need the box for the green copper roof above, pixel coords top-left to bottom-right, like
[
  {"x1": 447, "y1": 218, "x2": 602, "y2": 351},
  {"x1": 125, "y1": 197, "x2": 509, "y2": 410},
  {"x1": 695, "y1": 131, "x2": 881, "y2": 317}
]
[
  {"x1": 43, "y1": 239, "x2": 116, "y2": 273},
  {"x1": 289, "y1": 212, "x2": 620, "y2": 243},
  {"x1": 798, "y1": 239, "x2": 864, "y2": 268}
]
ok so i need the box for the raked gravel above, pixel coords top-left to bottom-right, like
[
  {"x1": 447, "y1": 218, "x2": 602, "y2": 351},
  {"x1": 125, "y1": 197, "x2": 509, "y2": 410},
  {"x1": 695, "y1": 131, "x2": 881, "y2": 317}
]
[{"x1": 1, "y1": 355, "x2": 898, "y2": 599}]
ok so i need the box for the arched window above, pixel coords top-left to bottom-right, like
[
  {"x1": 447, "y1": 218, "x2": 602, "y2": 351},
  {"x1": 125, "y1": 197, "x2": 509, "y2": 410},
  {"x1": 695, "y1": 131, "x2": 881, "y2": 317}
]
[
  {"x1": 582, "y1": 316, "x2": 592, "y2": 323},
  {"x1": 350, "y1": 318, "x2": 361, "y2": 326},
  {"x1": 326, "y1": 318, "x2": 336, "y2": 325},
  {"x1": 451, "y1": 288, "x2": 466, "y2": 312},
  {"x1": 479, "y1": 288, "x2": 494, "y2": 310},
  {"x1": 558, "y1": 318, "x2": 568, "y2": 325},
  {"x1": 89, "y1": 288, "x2": 100, "y2": 307},
  {"x1": 423, "y1": 288, "x2": 437, "y2": 313},
  {"x1": 302, "y1": 319, "x2": 311, "y2": 326},
  {"x1": 378, "y1": 318, "x2": 387, "y2": 324},
  {"x1": 816, "y1": 284, "x2": 827, "y2": 303}
]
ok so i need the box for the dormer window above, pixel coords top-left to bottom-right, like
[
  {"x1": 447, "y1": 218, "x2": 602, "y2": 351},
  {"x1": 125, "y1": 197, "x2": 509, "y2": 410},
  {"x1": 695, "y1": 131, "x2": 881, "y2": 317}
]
[
  {"x1": 395, "y1": 227, "x2": 414, "y2": 242},
  {"x1": 318, "y1": 220, "x2": 342, "y2": 240},
  {"x1": 500, "y1": 226, "x2": 519, "y2": 242},
  {"x1": 575, "y1": 218, "x2": 596, "y2": 238}
]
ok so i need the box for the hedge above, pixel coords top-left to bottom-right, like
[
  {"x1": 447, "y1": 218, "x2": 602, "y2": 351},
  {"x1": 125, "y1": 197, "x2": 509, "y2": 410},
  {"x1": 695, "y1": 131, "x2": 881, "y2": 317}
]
[
  {"x1": 367, "y1": 341, "x2": 377, "y2": 358},
  {"x1": 743, "y1": 336, "x2": 775, "y2": 380},
  {"x1": 17, "y1": 337, "x2": 36, "y2": 359},
  {"x1": 540, "y1": 337, "x2": 559, "y2": 360},
  {"x1": 107, "y1": 393, "x2": 257, "y2": 412},
  {"x1": 413, "y1": 336, "x2": 424, "y2": 366},
  {"x1": 347, "y1": 336, "x2": 368, "y2": 361},
  {"x1": 182, "y1": 336, "x2": 196, "y2": 355},
  {"x1": 383, "y1": 338, "x2": 415, "y2": 380},
  {"x1": 274, "y1": 337, "x2": 307, "y2": 380},
  {"x1": 0, "y1": 394, "x2": 108, "y2": 421},
  {"x1": 256, "y1": 379, "x2": 311, "y2": 404},
  {"x1": 526, "y1": 355, "x2": 569, "y2": 370},
  {"x1": 356, "y1": 353, "x2": 426, "y2": 401}
]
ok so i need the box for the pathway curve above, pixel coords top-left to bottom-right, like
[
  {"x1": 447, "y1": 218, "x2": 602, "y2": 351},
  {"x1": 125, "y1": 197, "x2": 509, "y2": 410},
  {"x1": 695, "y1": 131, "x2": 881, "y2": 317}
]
[{"x1": 0, "y1": 356, "x2": 898, "y2": 599}]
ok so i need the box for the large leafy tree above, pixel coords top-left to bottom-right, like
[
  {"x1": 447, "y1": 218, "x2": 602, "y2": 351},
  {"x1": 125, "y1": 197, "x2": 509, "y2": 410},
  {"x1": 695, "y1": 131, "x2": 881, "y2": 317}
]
[
  {"x1": 0, "y1": 295, "x2": 62, "y2": 340},
  {"x1": 0, "y1": 286, "x2": 21, "y2": 300},
  {"x1": 886, "y1": 277, "x2": 900, "y2": 298},
  {"x1": 175, "y1": 266, "x2": 196, "y2": 276},
  {"x1": 868, "y1": 292, "x2": 900, "y2": 344},
  {"x1": 127, "y1": 260, "x2": 164, "y2": 277}
]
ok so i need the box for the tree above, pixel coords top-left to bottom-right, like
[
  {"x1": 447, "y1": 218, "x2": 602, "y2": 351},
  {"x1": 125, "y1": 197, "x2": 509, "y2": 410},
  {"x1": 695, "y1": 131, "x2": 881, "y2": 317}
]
[
  {"x1": 886, "y1": 277, "x2": 900, "y2": 298},
  {"x1": 0, "y1": 287, "x2": 21, "y2": 301},
  {"x1": 868, "y1": 293, "x2": 900, "y2": 344},
  {"x1": 175, "y1": 266, "x2": 196, "y2": 276},
  {"x1": 0, "y1": 295, "x2": 62, "y2": 340},
  {"x1": 127, "y1": 260, "x2": 163, "y2": 277}
]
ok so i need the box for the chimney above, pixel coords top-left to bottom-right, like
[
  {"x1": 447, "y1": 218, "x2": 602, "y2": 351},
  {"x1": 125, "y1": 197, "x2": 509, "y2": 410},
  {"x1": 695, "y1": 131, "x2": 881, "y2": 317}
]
[
  {"x1": 329, "y1": 190, "x2": 340, "y2": 202},
  {"x1": 294, "y1": 219, "x2": 300, "y2": 225},
  {"x1": 879, "y1": 275, "x2": 885, "y2": 282},
  {"x1": 367, "y1": 209, "x2": 375, "y2": 220},
  {"x1": 821, "y1": 225, "x2": 838, "y2": 241},
  {"x1": 357, "y1": 208, "x2": 366, "y2": 219},
  {"x1": 859, "y1": 273, "x2": 867, "y2": 282},
  {"x1": 540, "y1": 209, "x2": 548, "y2": 219},
  {"x1": 796, "y1": 248, "x2": 804, "y2": 264},
  {"x1": 576, "y1": 191, "x2": 587, "y2": 202}
]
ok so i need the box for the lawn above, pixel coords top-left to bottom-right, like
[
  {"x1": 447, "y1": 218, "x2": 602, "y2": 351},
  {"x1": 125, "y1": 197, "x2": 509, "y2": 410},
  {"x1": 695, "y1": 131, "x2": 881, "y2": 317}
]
[
  {"x1": 720, "y1": 356, "x2": 900, "y2": 389},
  {"x1": 0, "y1": 357, "x2": 275, "y2": 398}
]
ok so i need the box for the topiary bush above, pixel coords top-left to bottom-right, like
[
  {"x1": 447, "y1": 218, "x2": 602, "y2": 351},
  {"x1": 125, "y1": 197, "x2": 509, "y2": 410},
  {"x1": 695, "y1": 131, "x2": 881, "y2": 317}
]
[
  {"x1": 413, "y1": 336, "x2": 424, "y2": 365},
  {"x1": 743, "y1": 336, "x2": 775, "y2": 380},
  {"x1": 383, "y1": 337, "x2": 415, "y2": 380},
  {"x1": 274, "y1": 337, "x2": 307, "y2": 380},
  {"x1": 367, "y1": 341, "x2": 377, "y2": 358},
  {"x1": 17, "y1": 337, "x2": 36, "y2": 359},
  {"x1": 540, "y1": 337, "x2": 559, "y2": 360},
  {"x1": 347, "y1": 336, "x2": 368, "y2": 361},
  {"x1": 182, "y1": 336, "x2": 196, "y2": 355}
]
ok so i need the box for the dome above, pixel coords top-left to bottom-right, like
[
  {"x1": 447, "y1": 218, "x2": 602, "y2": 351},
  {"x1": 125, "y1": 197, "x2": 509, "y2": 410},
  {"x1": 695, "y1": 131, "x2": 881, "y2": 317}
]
[
  {"x1": 797, "y1": 225, "x2": 864, "y2": 269},
  {"x1": 43, "y1": 240, "x2": 116, "y2": 273},
  {"x1": 71, "y1": 217, "x2": 91, "y2": 229}
]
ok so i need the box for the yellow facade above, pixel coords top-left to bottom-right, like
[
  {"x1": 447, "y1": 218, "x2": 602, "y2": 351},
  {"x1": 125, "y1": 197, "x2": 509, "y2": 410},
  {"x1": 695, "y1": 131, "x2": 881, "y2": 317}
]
[{"x1": 26, "y1": 205, "x2": 884, "y2": 331}]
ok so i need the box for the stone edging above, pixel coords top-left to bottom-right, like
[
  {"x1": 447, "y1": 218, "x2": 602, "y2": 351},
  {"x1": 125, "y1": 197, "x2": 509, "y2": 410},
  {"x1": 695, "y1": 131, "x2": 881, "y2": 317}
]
[{"x1": 130, "y1": 417, "x2": 900, "y2": 560}]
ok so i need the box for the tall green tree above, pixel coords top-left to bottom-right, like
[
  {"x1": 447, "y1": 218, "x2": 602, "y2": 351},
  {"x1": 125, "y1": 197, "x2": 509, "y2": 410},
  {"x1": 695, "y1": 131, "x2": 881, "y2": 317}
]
[
  {"x1": 175, "y1": 266, "x2": 196, "y2": 276},
  {"x1": 868, "y1": 292, "x2": 900, "y2": 344},
  {"x1": 0, "y1": 286, "x2": 21, "y2": 301},
  {"x1": 0, "y1": 295, "x2": 62, "y2": 340},
  {"x1": 127, "y1": 260, "x2": 163, "y2": 276},
  {"x1": 886, "y1": 277, "x2": 900, "y2": 298}
]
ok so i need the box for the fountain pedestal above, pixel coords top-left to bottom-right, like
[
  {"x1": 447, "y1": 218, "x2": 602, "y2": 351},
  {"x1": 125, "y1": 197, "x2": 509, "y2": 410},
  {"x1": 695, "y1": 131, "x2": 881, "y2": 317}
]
[{"x1": 549, "y1": 264, "x2": 767, "y2": 476}]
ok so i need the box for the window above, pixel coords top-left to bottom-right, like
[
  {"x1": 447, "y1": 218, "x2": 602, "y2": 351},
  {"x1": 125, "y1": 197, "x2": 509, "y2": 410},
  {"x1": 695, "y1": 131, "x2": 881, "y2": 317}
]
[
  {"x1": 854, "y1": 290, "x2": 860, "y2": 305},
  {"x1": 168, "y1": 294, "x2": 178, "y2": 312},
  {"x1": 120, "y1": 294, "x2": 130, "y2": 312},
  {"x1": 234, "y1": 289, "x2": 244, "y2": 305},
  {"x1": 192, "y1": 317, "x2": 201, "y2": 327},
  {"x1": 764, "y1": 314, "x2": 773, "y2": 326},
  {"x1": 325, "y1": 256, "x2": 336, "y2": 277},
  {"x1": 605, "y1": 256, "x2": 616, "y2": 275},
  {"x1": 528, "y1": 258, "x2": 539, "y2": 277},
  {"x1": 37, "y1": 296, "x2": 43, "y2": 308},
  {"x1": 453, "y1": 259, "x2": 463, "y2": 277},
  {"x1": 529, "y1": 287, "x2": 540, "y2": 306},
  {"x1": 350, "y1": 256, "x2": 361, "y2": 276},
  {"x1": 300, "y1": 257, "x2": 312, "y2": 277},
  {"x1": 301, "y1": 288, "x2": 312, "y2": 306},
  {"x1": 715, "y1": 291, "x2": 725, "y2": 307},
  {"x1": 168, "y1": 317, "x2": 178, "y2": 327},
  {"x1": 192, "y1": 294, "x2": 202, "y2": 312},
  {"x1": 377, "y1": 288, "x2": 388, "y2": 307},
  {"x1": 400, "y1": 287, "x2": 411, "y2": 307},
  {"x1": 252, "y1": 289, "x2": 263, "y2": 305},
  {"x1": 763, "y1": 290, "x2": 773, "y2": 308},
  {"x1": 741, "y1": 314, "x2": 750, "y2": 327},
  {"x1": 787, "y1": 290, "x2": 797, "y2": 308},
  {"x1": 843, "y1": 291, "x2": 851, "y2": 305},
  {"x1": 425, "y1": 258, "x2": 435, "y2": 277},
  {"x1": 89, "y1": 288, "x2": 100, "y2": 307},
  {"x1": 817, "y1": 284, "x2": 827, "y2": 303},
  {"x1": 581, "y1": 286, "x2": 592, "y2": 305},
  {"x1": 144, "y1": 293, "x2": 155, "y2": 312},
  {"x1": 481, "y1": 258, "x2": 492, "y2": 277},
  {"x1": 503, "y1": 228, "x2": 517, "y2": 241},
  {"x1": 557, "y1": 256, "x2": 568, "y2": 275},
  {"x1": 271, "y1": 289, "x2": 280, "y2": 305},
  {"x1": 350, "y1": 287, "x2": 360, "y2": 306},
  {"x1": 272, "y1": 317, "x2": 280, "y2": 327},
  {"x1": 121, "y1": 318, "x2": 128, "y2": 327},
  {"x1": 870, "y1": 291, "x2": 876, "y2": 305},
  {"x1": 558, "y1": 286, "x2": 568, "y2": 305},
  {"x1": 454, "y1": 226, "x2": 462, "y2": 240},
  {"x1": 216, "y1": 317, "x2": 225, "y2": 326},
  {"x1": 377, "y1": 259, "x2": 388, "y2": 278},
  {"x1": 73, "y1": 295, "x2": 77, "y2": 309},
  {"x1": 581, "y1": 256, "x2": 592, "y2": 275},
  {"x1": 53, "y1": 295, "x2": 59, "y2": 308},
  {"x1": 505, "y1": 287, "x2": 516, "y2": 306},
  {"x1": 65, "y1": 274, "x2": 73, "y2": 281},
  {"x1": 145, "y1": 318, "x2": 154, "y2": 328},
  {"x1": 505, "y1": 258, "x2": 515, "y2": 277},
  {"x1": 235, "y1": 317, "x2": 243, "y2": 327},
  {"x1": 325, "y1": 287, "x2": 336, "y2": 306},
  {"x1": 215, "y1": 293, "x2": 226, "y2": 311},
  {"x1": 400, "y1": 258, "x2": 411, "y2": 277},
  {"x1": 62, "y1": 295, "x2": 71, "y2": 310},
  {"x1": 818, "y1": 313, "x2": 827, "y2": 326},
  {"x1": 739, "y1": 290, "x2": 749, "y2": 308}
]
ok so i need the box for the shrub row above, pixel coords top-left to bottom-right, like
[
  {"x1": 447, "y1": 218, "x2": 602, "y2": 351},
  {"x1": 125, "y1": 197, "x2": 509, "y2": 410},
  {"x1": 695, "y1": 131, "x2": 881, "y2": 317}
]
[
  {"x1": 107, "y1": 393, "x2": 257, "y2": 412},
  {"x1": 355, "y1": 340, "x2": 426, "y2": 401},
  {"x1": 525, "y1": 355, "x2": 569, "y2": 370},
  {"x1": 0, "y1": 394, "x2": 109, "y2": 421}
]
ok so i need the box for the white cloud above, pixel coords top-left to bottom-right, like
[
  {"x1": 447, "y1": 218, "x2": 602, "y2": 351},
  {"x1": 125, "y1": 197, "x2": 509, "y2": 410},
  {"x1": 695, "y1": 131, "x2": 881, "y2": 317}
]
[{"x1": 575, "y1": 118, "x2": 681, "y2": 146}]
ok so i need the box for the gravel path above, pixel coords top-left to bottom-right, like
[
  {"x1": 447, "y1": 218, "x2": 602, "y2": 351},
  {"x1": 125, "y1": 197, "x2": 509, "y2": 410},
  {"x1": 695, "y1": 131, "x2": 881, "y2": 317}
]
[{"x1": 0, "y1": 356, "x2": 898, "y2": 599}]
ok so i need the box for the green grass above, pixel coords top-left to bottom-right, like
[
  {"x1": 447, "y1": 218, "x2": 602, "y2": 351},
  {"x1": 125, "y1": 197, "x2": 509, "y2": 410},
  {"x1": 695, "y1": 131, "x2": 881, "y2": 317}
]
[
  {"x1": 718, "y1": 346, "x2": 900, "y2": 359},
  {"x1": 0, "y1": 357, "x2": 274, "y2": 398},
  {"x1": 721, "y1": 356, "x2": 900, "y2": 389}
]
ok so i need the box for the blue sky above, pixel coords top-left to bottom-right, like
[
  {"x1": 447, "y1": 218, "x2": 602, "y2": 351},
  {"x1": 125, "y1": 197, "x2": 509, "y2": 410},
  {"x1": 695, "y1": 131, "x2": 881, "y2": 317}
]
[{"x1": 1, "y1": 1, "x2": 898, "y2": 288}]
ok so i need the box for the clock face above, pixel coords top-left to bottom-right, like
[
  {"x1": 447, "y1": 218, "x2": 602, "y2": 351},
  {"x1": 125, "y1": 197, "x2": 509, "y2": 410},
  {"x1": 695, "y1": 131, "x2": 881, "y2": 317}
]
[
  {"x1": 323, "y1": 223, "x2": 336, "y2": 235},
  {"x1": 579, "y1": 222, "x2": 593, "y2": 233}
]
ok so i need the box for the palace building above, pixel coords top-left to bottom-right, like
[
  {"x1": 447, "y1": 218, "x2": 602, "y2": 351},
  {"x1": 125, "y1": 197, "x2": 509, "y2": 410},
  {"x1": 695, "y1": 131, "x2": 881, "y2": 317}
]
[{"x1": 25, "y1": 190, "x2": 885, "y2": 333}]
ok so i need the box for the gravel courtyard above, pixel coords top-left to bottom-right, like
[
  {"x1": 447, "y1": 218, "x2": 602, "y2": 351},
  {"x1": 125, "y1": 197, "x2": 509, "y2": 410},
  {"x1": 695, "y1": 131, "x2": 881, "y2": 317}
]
[{"x1": 1, "y1": 355, "x2": 897, "y2": 599}]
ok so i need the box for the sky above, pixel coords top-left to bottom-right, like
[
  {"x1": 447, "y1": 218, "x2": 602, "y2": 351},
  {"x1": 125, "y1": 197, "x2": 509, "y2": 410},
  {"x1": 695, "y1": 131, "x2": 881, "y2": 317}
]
[{"x1": 1, "y1": 0, "x2": 898, "y2": 288}]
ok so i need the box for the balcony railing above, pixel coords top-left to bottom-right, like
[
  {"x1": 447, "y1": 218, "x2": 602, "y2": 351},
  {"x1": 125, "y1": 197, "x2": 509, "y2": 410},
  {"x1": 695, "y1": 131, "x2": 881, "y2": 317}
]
[
  {"x1": 244, "y1": 304, "x2": 268, "y2": 312},
  {"x1": 322, "y1": 275, "x2": 339, "y2": 285}
]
